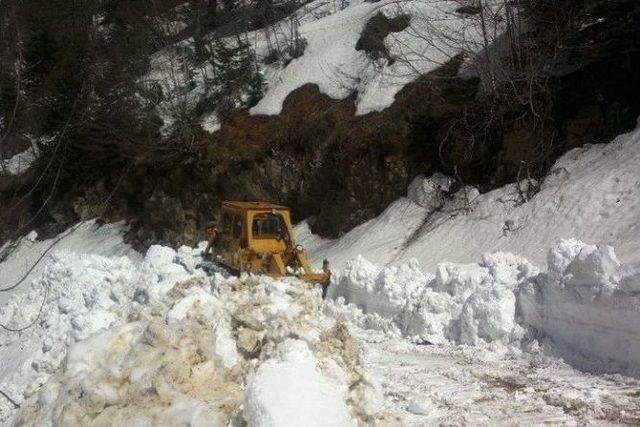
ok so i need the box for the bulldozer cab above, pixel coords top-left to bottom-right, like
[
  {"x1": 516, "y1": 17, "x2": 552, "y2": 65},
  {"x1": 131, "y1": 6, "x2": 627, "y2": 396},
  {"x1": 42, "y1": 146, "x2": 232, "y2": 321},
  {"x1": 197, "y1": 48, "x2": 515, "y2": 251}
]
[
  {"x1": 219, "y1": 202, "x2": 292, "y2": 252},
  {"x1": 214, "y1": 201, "x2": 328, "y2": 284}
]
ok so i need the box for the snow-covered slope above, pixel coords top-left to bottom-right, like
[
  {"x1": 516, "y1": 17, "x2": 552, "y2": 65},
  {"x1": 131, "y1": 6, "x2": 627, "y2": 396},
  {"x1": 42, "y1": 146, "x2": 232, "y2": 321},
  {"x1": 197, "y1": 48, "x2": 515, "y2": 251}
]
[
  {"x1": 251, "y1": 0, "x2": 493, "y2": 116},
  {"x1": 148, "y1": 0, "x2": 502, "y2": 133},
  {"x1": 298, "y1": 122, "x2": 640, "y2": 270}
]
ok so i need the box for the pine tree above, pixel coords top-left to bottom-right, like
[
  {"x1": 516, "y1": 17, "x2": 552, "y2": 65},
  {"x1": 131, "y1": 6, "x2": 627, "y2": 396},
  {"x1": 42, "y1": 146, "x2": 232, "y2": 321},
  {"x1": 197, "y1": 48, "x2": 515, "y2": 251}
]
[{"x1": 209, "y1": 33, "x2": 264, "y2": 117}]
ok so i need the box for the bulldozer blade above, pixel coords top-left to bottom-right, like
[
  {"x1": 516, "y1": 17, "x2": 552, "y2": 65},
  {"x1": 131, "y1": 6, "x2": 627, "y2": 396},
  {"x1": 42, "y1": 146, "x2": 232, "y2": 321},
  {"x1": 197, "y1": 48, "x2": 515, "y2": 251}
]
[{"x1": 196, "y1": 261, "x2": 238, "y2": 277}]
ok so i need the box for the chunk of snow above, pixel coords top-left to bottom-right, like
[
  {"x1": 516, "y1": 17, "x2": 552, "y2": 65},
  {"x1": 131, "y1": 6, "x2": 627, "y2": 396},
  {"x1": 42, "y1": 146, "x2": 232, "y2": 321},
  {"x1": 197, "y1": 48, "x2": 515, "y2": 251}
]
[
  {"x1": 1, "y1": 146, "x2": 38, "y2": 175},
  {"x1": 245, "y1": 339, "x2": 353, "y2": 427},
  {"x1": 215, "y1": 319, "x2": 241, "y2": 369},
  {"x1": 166, "y1": 287, "x2": 220, "y2": 324},
  {"x1": 459, "y1": 286, "x2": 516, "y2": 346},
  {"x1": 407, "y1": 398, "x2": 434, "y2": 416},
  {"x1": 407, "y1": 173, "x2": 452, "y2": 210}
]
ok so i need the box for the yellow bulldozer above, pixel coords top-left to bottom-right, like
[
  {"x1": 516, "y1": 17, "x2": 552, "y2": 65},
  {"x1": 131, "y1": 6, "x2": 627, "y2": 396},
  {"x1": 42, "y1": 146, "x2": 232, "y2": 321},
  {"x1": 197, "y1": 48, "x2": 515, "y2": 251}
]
[{"x1": 202, "y1": 201, "x2": 329, "y2": 285}]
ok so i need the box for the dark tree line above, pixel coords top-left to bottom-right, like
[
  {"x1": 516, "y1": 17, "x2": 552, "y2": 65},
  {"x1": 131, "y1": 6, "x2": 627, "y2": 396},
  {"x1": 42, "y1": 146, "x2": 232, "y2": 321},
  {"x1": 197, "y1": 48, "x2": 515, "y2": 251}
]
[{"x1": 0, "y1": 0, "x2": 306, "y2": 242}]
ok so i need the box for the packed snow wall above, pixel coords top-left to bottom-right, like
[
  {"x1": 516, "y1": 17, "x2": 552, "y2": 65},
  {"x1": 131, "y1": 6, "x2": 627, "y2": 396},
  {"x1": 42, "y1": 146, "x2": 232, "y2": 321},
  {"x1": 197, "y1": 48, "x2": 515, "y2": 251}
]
[
  {"x1": 326, "y1": 253, "x2": 539, "y2": 348},
  {"x1": 520, "y1": 240, "x2": 640, "y2": 377},
  {"x1": 327, "y1": 239, "x2": 640, "y2": 376}
]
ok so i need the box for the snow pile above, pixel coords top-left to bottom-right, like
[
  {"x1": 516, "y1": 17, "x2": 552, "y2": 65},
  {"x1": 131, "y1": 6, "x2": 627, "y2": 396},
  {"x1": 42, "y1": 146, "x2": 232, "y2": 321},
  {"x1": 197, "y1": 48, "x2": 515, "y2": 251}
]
[
  {"x1": 406, "y1": 172, "x2": 453, "y2": 210},
  {"x1": 17, "y1": 319, "x2": 239, "y2": 426},
  {"x1": 328, "y1": 252, "x2": 538, "y2": 347},
  {"x1": 520, "y1": 239, "x2": 640, "y2": 377},
  {"x1": 326, "y1": 237, "x2": 640, "y2": 376},
  {"x1": 0, "y1": 247, "x2": 186, "y2": 421},
  {"x1": 0, "y1": 237, "x2": 383, "y2": 425}
]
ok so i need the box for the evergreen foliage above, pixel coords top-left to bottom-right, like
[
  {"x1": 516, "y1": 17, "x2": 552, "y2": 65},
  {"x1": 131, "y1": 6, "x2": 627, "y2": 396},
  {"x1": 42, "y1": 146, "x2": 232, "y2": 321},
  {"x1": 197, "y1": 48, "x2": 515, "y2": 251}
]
[{"x1": 209, "y1": 35, "x2": 265, "y2": 113}]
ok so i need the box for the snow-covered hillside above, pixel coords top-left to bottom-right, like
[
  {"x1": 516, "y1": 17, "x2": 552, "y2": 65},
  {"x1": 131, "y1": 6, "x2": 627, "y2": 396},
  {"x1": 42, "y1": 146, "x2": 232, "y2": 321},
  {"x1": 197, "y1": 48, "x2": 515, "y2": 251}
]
[
  {"x1": 149, "y1": 0, "x2": 502, "y2": 134},
  {"x1": 250, "y1": 0, "x2": 494, "y2": 116}
]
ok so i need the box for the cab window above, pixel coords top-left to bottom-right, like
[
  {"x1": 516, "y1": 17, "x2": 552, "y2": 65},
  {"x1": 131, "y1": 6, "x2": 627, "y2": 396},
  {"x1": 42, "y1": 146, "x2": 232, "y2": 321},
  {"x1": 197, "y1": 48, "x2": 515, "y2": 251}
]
[
  {"x1": 232, "y1": 215, "x2": 243, "y2": 238},
  {"x1": 252, "y1": 214, "x2": 283, "y2": 237}
]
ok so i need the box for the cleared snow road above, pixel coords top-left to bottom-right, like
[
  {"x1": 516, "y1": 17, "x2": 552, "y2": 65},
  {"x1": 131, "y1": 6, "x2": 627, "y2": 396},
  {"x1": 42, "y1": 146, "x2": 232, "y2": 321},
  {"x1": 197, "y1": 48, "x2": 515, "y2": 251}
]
[{"x1": 357, "y1": 329, "x2": 640, "y2": 425}]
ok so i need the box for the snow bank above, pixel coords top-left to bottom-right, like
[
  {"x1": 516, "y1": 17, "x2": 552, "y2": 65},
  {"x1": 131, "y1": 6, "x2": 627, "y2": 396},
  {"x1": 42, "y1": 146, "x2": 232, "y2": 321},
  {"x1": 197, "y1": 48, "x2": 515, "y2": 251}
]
[
  {"x1": 0, "y1": 249, "x2": 156, "y2": 420},
  {"x1": 520, "y1": 239, "x2": 640, "y2": 377},
  {"x1": 329, "y1": 252, "x2": 538, "y2": 347},
  {"x1": 0, "y1": 221, "x2": 140, "y2": 305},
  {"x1": 326, "y1": 237, "x2": 640, "y2": 376}
]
